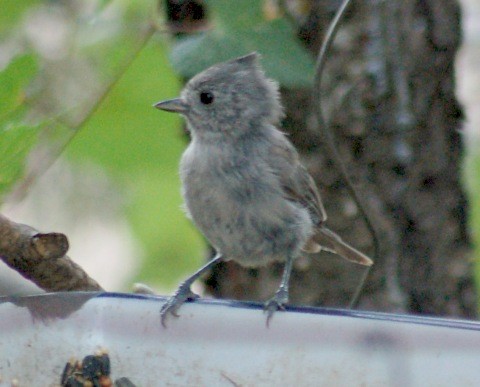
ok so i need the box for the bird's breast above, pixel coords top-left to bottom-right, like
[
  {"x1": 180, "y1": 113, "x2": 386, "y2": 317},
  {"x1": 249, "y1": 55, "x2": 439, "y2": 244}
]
[{"x1": 178, "y1": 141, "x2": 314, "y2": 265}]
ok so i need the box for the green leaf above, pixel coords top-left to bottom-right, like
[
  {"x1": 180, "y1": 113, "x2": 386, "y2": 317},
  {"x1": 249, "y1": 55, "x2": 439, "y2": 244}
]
[
  {"x1": 465, "y1": 143, "x2": 480, "y2": 255},
  {"x1": 0, "y1": 111, "x2": 41, "y2": 197},
  {"x1": 0, "y1": 0, "x2": 40, "y2": 34},
  {"x1": 0, "y1": 54, "x2": 38, "y2": 119},
  {"x1": 170, "y1": 17, "x2": 314, "y2": 87},
  {"x1": 207, "y1": 0, "x2": 265, "y2": 30}
]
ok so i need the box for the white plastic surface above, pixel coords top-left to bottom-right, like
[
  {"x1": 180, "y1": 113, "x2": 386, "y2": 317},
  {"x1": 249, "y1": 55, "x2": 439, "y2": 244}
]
[{"x1": 0, "y1": 292, "x2": 479, "y2": 386}]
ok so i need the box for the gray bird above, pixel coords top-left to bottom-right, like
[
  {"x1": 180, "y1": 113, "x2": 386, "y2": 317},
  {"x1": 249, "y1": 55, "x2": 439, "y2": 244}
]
[{"x1": 154, "y1": 52, "x2": 373, "y2": 326}]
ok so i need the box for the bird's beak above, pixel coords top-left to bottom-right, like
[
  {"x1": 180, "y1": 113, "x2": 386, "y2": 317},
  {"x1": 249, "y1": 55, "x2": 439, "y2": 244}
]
[{"x1": 153, "y1": 98, "x2": 189, "y2": 113}]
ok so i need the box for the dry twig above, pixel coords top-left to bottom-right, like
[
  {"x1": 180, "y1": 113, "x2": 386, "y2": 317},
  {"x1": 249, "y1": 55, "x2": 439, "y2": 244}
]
[{"x1": 0, "y1": 214, "x2": 102, "y2": 292}]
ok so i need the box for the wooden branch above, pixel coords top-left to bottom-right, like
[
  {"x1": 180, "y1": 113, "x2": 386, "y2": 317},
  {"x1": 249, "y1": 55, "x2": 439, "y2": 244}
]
[{"x1": 0, "y1": 214, "x2": 103, "y2": 292}]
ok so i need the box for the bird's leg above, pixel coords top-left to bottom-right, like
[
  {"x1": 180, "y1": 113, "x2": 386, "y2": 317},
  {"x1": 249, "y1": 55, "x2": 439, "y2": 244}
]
[
  {"x1": 160, "y1": 252, "x2": 223, "y2": 327},
  {"x1": 264, "y1": 254, "x2": 295, "y2": 327}
]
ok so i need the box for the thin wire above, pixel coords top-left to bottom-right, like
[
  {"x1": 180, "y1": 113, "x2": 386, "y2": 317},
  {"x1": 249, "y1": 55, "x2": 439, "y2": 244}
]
[
  {"x1": 348, "y1": 265, "x2": 371, "y2": 309},
  {"x1": 312, "y1": 0, "x2": 379, "y2": 306}
]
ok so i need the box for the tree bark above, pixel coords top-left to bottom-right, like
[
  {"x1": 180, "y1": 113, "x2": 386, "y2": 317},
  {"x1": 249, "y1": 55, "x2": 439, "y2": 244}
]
[{"x1": 204, "y1": 0, "x2": 477, "y2": 319}]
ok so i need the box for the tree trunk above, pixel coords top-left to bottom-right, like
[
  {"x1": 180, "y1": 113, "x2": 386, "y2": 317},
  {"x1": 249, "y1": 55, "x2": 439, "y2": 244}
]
[{"x1": 204, "y1": 0, "x2": 477, "y2": 319}]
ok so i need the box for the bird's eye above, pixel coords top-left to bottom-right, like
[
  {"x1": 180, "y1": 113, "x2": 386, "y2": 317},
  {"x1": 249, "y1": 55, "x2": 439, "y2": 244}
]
[{"x1": 200, "y1": 91, "x2": 214, "y2": 105}]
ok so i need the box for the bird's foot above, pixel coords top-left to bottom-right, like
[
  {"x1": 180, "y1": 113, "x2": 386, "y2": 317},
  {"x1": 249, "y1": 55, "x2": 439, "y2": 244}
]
[
  {"x1": 160, "y1": 283, "x2": 199, "y2": 327},
  {"x1": 264, "y1": 287, "x2": 289, "y2": 327}
]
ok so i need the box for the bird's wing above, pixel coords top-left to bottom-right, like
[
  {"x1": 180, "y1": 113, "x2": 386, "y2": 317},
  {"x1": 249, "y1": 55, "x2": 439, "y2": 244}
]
[
  {"x1": 315, "y1": 226, "x2": 373, "y2": 266},
  {"x1": 267, "y1": 129, "x2": 373, "y2": 265},
  {"x1": 269, "y1": 130, "x2": 327, "y2": 226}
]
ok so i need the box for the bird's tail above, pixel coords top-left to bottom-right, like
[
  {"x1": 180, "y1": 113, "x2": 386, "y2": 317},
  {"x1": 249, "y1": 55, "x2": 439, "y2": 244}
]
[{"x1": 304, "y1": 226, "x2": 373, "y2": 266}]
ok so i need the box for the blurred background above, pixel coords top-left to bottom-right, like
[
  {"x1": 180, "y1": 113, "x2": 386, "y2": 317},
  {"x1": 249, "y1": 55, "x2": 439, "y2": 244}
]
[{"x1": 0, "y1": 0, "x2": 479, "y2": 302}]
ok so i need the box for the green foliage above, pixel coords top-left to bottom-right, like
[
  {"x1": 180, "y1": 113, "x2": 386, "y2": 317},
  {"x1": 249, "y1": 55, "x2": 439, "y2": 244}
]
[
  {"x1": 170, "y1": 0, "x2": 315, "y2": 87},
  {"x1": 211, "y1": 0, "x2": 265, "y2": 29},
  {"x1": 0, "y1": 0, "x2": 40, "y2": 34},
  {"x1": 0, "y1": 55, "x2": 37, "y2": 119},
  {"x1": 0, "y1": 116, "x2": 41, "y2": 196},
  {"x1": 0, "y1": 55, "x2": 40, "y2": 198},
  {"x1": 465, "y1": 143, "x2": 480, "y2": 290}
]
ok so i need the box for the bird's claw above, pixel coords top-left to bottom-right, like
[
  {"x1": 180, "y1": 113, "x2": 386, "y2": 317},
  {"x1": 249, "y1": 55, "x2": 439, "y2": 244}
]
[
  {"x1": 160, "y1": 285, "x2": 199, "y2": 327},
  {"x1": 264, "y1": 288, "x2": 289, "y2": 327}
]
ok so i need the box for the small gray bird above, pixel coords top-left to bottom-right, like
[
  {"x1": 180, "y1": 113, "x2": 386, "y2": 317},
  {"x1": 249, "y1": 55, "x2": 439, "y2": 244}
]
[{"x1": 154, "y1": 52, "x2": 373, "y2": 326}]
